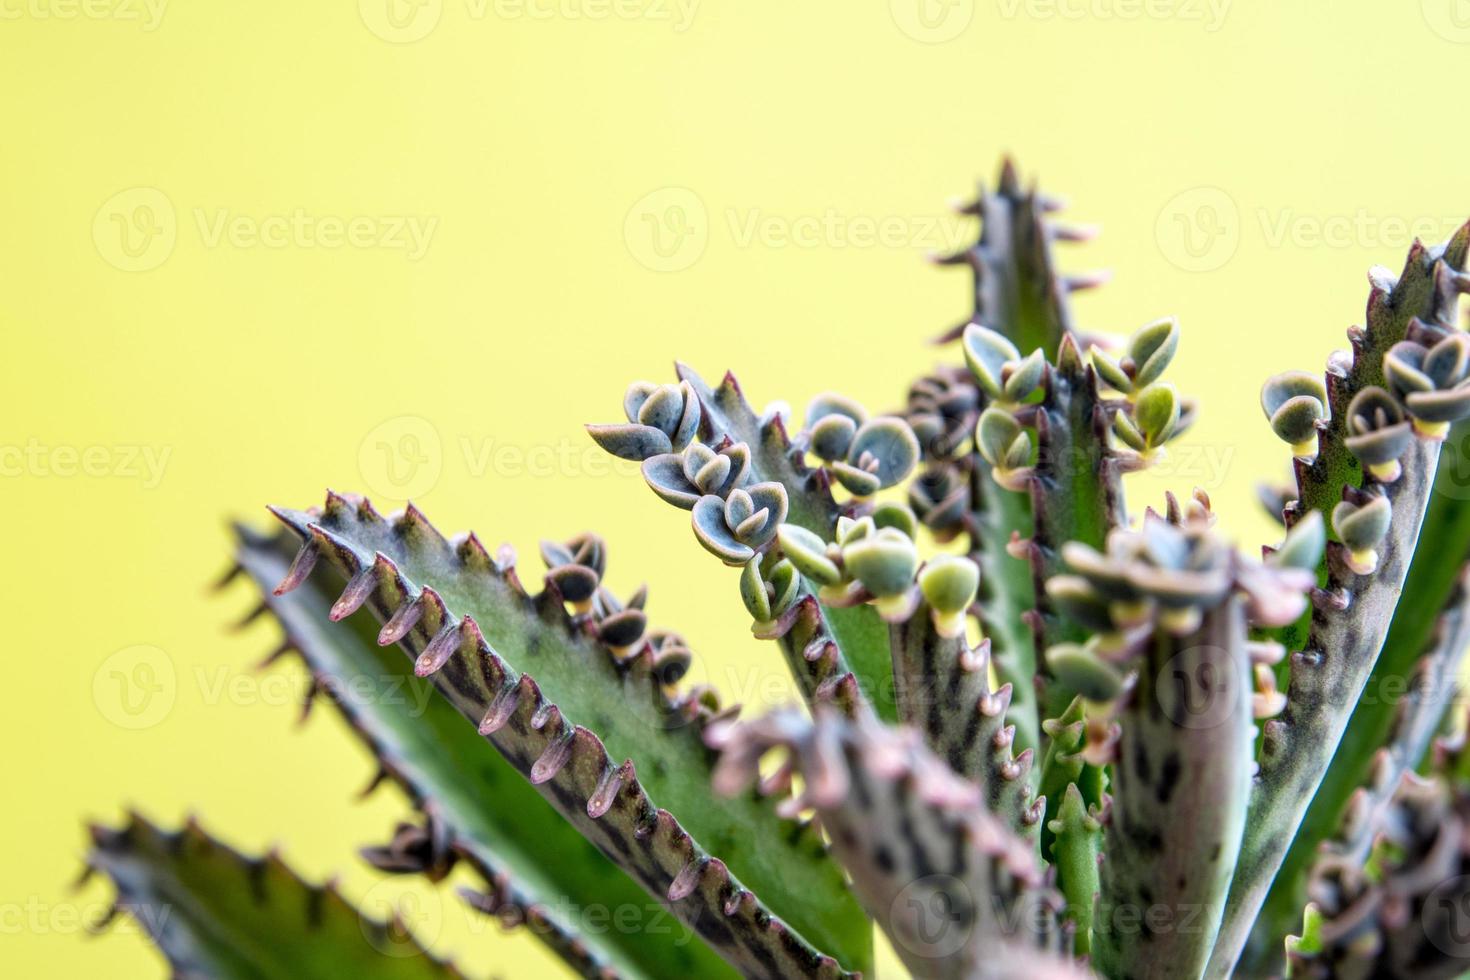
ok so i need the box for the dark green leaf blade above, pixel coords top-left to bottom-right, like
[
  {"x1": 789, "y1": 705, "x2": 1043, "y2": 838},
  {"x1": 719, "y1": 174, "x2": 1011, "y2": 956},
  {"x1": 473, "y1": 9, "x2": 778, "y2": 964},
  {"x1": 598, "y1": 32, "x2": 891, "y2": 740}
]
[{"x1": 86, "y1": 813, "x2": 461, "y2": 980}]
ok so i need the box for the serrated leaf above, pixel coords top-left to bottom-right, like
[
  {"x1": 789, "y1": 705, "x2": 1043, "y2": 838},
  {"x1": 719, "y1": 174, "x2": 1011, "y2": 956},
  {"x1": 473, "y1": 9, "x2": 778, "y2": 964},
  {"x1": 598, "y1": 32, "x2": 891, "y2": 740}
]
[
  {"x1": 1212, "y1": 223, "x2": 1470, "y2": 977},
  {"x1": 676, "y1": 362, "x2": 895, "y2": 722},
  {"x1": 86, "y1": 813, "x2": 461, "y2": 980},
  {"x1": 709, "y1": 707, "x2": 1085, "y2": 980},
  {"x1": 233, "y1": 526, "x2": 736, "y2": 980},
  {"x1": 272, "y1": 494, "x2": 872, "y2": 978}
]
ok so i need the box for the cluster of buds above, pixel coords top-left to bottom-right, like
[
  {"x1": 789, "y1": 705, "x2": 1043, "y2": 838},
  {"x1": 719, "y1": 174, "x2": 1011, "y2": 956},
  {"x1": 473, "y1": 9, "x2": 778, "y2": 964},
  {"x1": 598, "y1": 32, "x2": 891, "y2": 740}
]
[
  {"x1": 587, "y1": 380, "x2": 702, "y2": 460},
  {"x1": 1262, "y1": 323, "x2": 1470, "y2": 478},
  {"x1": 796, "y1": 393, "x2": 920, "y2": 497},
  {"x1": 1091, "y1": 317, "x2": 1188, "y2": 467},
  {"x1": 966, "y1": 318, "x2": 1189, "y2": 491},
  {"x1": 774, "y1": 504, "x2": 980, "y2": 635},
  {"x1": 1040, "y1": 503, "x2": 1323, "y2": 707}
]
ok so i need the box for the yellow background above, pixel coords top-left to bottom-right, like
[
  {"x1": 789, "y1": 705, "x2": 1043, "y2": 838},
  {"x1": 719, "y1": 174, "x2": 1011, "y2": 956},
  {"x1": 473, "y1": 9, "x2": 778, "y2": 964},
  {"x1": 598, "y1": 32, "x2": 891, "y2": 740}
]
[{"x1": 4, "y1": 2, "x2": 1469, "y2": 976}]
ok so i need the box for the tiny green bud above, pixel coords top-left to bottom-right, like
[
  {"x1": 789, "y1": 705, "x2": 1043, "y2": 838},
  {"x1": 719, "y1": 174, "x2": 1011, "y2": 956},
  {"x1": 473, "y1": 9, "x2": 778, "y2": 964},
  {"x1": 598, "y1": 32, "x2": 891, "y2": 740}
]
[
  {"x1": 918, "y1": 555, "x2": 980, "y2": 637},
  {"x1": 1343, "y1": 387, "x2": 1413, "y2": 482},
  {"x1": 962, "y1": 323, "x2": 1022, "y2": 400},
  {"x1": 1331, "y1": 495, "x2": 1392, "y2": 575},
  {"x1": 1269, "y1": 510, "x2": 1326, "y2": 572},
  {"x1": 1385, "y1": 334, "x2": 1470, "y2": 435},
  {"x1": 871, "y1": 500, "x2": 919, "y2": 540},
  {"x1": 1129, "y1": 316, "x2": 1181, "y2": 390},
  {"x1": 976, "y1": 406, "x2": 1032, "y2": 476},
  {"x1": 1001, "y1": 349, "x2": 1047, "y2": 403},
  {"x1": 1261, "y1": 371, "x2": 1328, "y2": 455},
  {"x1": 776, "y1": 523, "x2": 842, "y2": 585},
  {"x1": 1132, "y1": 382, "x2": 1181, "y2": 451},
  {"x1": 842, "y1": 527, "x2": 919, "y2": 600},
  {"x1": 1047, "y1": 643, "x2": 1124, "y2": 702},
  {"x1": 809, "y1": 413, "x2": 857, "y2": 461}
]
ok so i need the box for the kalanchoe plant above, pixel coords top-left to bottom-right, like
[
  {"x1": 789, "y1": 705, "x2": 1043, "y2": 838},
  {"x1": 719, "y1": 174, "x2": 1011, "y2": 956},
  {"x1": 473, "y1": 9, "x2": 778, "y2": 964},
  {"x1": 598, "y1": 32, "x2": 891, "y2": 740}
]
[{"x1": 84, "y1": 160, "x2": 1470, "y2": 980}]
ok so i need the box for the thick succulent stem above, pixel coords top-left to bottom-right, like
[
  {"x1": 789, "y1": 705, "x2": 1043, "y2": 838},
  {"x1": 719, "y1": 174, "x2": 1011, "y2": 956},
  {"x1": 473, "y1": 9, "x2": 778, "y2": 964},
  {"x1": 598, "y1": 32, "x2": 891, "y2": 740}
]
[{"x1": 1093, "y1": 598, "x2": 1252, "y2": 979}]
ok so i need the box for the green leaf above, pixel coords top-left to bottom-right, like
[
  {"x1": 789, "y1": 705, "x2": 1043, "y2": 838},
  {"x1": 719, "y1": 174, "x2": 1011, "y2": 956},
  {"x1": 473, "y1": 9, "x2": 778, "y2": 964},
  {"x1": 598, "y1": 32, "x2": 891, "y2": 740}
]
[
  {"x1": 932, "y1": 157, "x2": 1094, "y2": 360},
  {"x1": 1211, "y1": 223, "x2": 1470, "y2": 978},
  {"x1": 232, "y1": 526, "x2": 737, "y2": 979},
  {"x1": 709, "y1": 707, "x2": 1084, "y2": 980},
  {"x1": 1030, "y1": 334, "x2": 1127, "y2": 714},
  {"x1": 1247, "y1": 464, "x2": 1470, "y2": 970},
  {"x1": 676, "y1": 363, "x2": 896, "y2": 722},
  {"x1": 86, "y1": 813, "x2": 460, "y2": 980},
  {"x1": 271, "y1": 494, "x2": 872, "y2": 978},
  {"x1": 886, "y1": 599, "x2": 1042, "y2": 835}
]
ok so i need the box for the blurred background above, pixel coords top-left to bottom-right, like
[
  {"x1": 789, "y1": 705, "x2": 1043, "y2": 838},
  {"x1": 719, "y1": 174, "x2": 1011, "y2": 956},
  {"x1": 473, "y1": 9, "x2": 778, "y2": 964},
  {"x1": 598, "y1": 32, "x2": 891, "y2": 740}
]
[{"x1": 4, "y1": 2, "x2": 1469, "y2": 975}]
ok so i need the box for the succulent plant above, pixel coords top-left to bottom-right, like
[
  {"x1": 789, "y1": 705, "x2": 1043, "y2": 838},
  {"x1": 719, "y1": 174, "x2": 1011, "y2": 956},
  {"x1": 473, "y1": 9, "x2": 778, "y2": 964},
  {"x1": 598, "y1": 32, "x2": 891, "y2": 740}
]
[{"x1": 84, "y1": 160, "x2": 1470, "y2": 980}]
